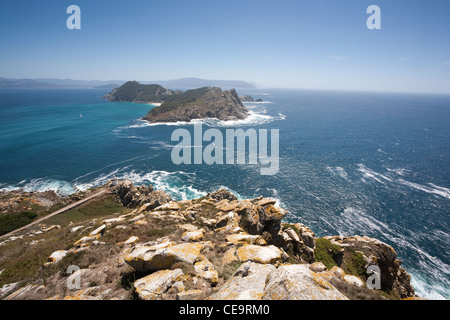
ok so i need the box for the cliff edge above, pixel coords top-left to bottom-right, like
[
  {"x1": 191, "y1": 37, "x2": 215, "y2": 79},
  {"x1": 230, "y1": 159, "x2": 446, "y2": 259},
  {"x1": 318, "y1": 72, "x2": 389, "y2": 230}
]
[{"x1": 0, "y1": 182, "x2": 416, "y2": 300}]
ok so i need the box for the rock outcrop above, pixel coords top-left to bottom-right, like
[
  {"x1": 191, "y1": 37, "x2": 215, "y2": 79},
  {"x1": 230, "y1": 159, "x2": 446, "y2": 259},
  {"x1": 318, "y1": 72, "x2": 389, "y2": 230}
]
[
  {"x1": 113, "y1": 180, "x2": 172, "y2": 209},
  {"x1": 263, "y1": 264, "x2": 348, "y2": 300},
  {"x1": 323, "y1": 235, "x2": 415, "y2": 299},
  {"x1": 0, "y1": 183, "x2": 417, "y2": 301}
]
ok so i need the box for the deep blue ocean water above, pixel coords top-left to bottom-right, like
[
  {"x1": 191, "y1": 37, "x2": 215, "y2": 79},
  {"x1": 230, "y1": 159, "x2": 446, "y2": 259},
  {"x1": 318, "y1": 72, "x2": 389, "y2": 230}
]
[{"x1": 0, "y1": 88, "x2": 449, "y2": 299}]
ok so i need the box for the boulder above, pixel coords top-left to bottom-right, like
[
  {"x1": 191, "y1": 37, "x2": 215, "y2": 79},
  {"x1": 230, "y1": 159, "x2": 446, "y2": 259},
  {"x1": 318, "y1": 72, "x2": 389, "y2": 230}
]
[
  {"x1": 154, "y1": 201, "x2": 181, "y2": 211},
  {"x1": 236, "y1": 245, "x2": 283, "y2": 264},
  {"x1": 207, "y1": 189, "x2": 238, "y2": 201},
  {"x1": 89, "y1": 224, "x2": 106, "y2": 236},
  {"x1": 209, "y1": 263, "x2": 276, "y2": 300},
  {"x1": 226, "y1": 233, "x2": 266, "y2": 245},
  {"x1": 73, "y1": 234, "x2": 101, "y2": 247},
  {"x1": 134, "y1": 269, "x2": 184, "y2": 300},
  {"x1": 44, "y1": 250, "x2": 68, "y2": 266},
  {"x1": 124, "y1": 242, "x2": 211, "y2": 272},
  {"x1": 309, "y1": 262, "x2": 327, "y2": 273},
  {"x1": 194, "y1": 258, "x2": 219, "y2": 286},
  {"x1": 262, "y1": 264, "x2": 348, "y2": 300},
  {"x1": 181, "y1": 229, "x2": 205, "y2": 242},
  {"x1": 120, "y1": 236, "x2": 139, "y2": 245},
  {"x1": 214, "y1": 211, "x2": 240, "y2": 231},
  {"x1": 344, "y1": 275, "x2": 365, "y2": 287},
  {"x1": 254, "y1": 198, "x2": 277, "y2": 207},
  {"x1": 222, "y1": 247, "x2": 239, "y2": 265},
  {"x1": 176, "y1": 290, "x2": 203, "y2": 300}
]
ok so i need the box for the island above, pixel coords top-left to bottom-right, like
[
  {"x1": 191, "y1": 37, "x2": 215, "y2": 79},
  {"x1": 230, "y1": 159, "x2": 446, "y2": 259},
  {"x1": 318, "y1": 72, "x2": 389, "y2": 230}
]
[{"x1": 104, "y1": 81, "x2": 250, "y2": 123}]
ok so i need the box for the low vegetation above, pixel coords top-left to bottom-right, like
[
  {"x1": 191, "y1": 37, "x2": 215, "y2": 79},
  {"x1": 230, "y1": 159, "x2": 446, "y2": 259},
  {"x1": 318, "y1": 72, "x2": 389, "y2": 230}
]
[
  {"x1": 314, "y1": 238, "x2": 343, "y2": 270},
  {"x1": 0, "y1": 211, "x2": 37, "y2": 236}
]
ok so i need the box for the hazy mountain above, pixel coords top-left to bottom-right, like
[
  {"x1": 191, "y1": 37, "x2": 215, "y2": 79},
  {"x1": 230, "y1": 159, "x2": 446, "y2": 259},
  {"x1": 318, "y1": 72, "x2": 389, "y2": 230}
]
[{"x1": 0, "y1": 77, "x2": 256, "y2": 89}]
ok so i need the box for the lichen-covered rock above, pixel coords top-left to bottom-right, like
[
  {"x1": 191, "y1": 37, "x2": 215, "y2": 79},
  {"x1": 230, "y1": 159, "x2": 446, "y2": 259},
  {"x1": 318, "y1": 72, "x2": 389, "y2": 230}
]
[
  {"x1": 208, "y1": 189, "x2": 238, "y2": 202},
  {"x1": 73, "y1": 234, "x2": 101, "y2": 247},
  {"x1": 89, "y1": 224, "x2": 106, "y2": 236},
  {"x1": 238, "y1": 203, "x2": 287, "y2": 236},
  {"x1": 124, "y1": 242, "x2": 211, "y2": 272},
  {"x1": 271, "y1": 223, "x2": 315, "y2": 263},
  {"x1": 209, "y1": 263, "x2": 276, "y2": 300},
  {"x1": 262, "y1": 264, "x2": 348, "y2": 300},
  {"x1": 222, "y1": 247, "x2": 239, "y2": 265},
  {"x1": 236, "y1": 245, "x2": 283, "y2": 264},
  {"x1": 114, "y1": 180, "x2": 172, "y2": 209},
  {"x1": 154, "y1": 201, "x2": 181, "y2": 211},
  {"x1": 309, "y1": 262, "x2": 327, "y2": 273},
  {"x1": 344, "y1": 275, "x2": 364, "y2": 287},
  {"x1": 177, "y1": 289, "x2": 203, "y2": 300},
  {"x1": 215, "y1": 199, "x2": 240, "y2": 212},
  {"x1": 134, "y1": 269, "x2": 184, "y2": 300},
  {"x1": 323, "y1": 235, "x2": 415, "y2": 299},
  {"x1": 214, "y1": 211, "x2": 241, "y2": 232},
  {"x1": 44, "y1": 250, "x2": 68, "y2": 266},
  {"x1": 194, "y1": 258, "x2": 219, "y2": 286},
  {"x1": 182, "y1": 229, "x2": 205, "y2": 242},
  {"x1": 226, "y1": 233, "x2": 266, "y2": 245}
]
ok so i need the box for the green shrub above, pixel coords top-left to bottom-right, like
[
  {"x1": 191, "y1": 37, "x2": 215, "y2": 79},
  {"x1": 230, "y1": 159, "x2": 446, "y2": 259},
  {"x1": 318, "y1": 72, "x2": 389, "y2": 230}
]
[
  {"x1": 0, "y1": 211, "x2": 37, "y2": 236},
  {"x1": 314, "y1": 238, "x2": 342, "y2": 269},
  {"x1": 343, "y1": 249, "x2": 367, "y2": 279}
]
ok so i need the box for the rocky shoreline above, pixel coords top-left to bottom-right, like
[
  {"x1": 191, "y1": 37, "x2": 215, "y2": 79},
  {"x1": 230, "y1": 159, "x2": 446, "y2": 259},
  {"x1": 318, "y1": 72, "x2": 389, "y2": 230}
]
[{"x1": 0, "y1": 181, "x2": 417, "y2": 300}]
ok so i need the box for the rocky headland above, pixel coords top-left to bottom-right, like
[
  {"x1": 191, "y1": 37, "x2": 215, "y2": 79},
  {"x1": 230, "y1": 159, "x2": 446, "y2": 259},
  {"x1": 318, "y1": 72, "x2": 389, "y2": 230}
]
[{"x1": 0, "y1": 181, "x2": 417, "y2": 300}]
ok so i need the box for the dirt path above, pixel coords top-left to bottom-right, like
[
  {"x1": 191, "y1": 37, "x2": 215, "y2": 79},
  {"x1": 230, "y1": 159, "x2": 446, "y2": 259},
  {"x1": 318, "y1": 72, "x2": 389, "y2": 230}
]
[{"x1": 0, "y1": 189, "x2": 107, "y2": 240}]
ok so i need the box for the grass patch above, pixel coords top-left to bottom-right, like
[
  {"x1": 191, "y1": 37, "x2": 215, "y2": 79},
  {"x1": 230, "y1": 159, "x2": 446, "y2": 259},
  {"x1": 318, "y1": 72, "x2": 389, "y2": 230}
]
[
  {"x1": 218, "y1": 261, "x2": 242, "y2": 280},
  {"x1": 0, "y1": 211, "x2": 37, "y2": 236},
  {"x1": 45, "y1": 196, "x2": 127, "y2": 227},
  {"x1": 0, "y1": 194, "x2": 128, "y2": 286},
  {"x1": 342, "y1": 249, "x2": 367, "y2": 279},
  {"x1": 314, "y1": 238, "x2": 343, "y2": 270}
]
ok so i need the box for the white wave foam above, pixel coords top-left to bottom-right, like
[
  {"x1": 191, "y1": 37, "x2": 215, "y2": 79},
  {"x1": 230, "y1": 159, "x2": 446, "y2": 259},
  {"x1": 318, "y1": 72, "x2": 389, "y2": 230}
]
[
  {"x1": 0, "y1": 178, "x2": 77, "y2": 196},
  {"x1": 117, "y1": 109, "x2": 284, "y2": 130},
  {"x1": 357, "y1": 164, "x2": 392, "y2": 184},
  {"x1": 242, "y1": 101, "x2": 272, "y2": 104},
  {"x1": 386, "y1": 167, "x2": 411, "y2": 176},
  {"x1": 398, "y1": 179, "x2": 450, "y2": 199},
  {"x1": 76, "y1": 169, "x2": 206, "y2": 201},
  {"x1": 338, "y1": 207, "x2": 391, "y2": 235},
  {"x1": 326, "y1": 166, "x2": 349, "y2": 180},
  {"x1": 265, "y1": 187, "x2": 288, "y2": 210},
  {"x1": 410, "y1": 274, "x2": 448, "y2": 300}
]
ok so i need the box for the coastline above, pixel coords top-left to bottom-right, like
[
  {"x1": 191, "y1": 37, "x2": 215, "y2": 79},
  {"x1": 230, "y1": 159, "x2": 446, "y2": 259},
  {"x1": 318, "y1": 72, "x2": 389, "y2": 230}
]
[{"x1": 0, "y1": 181, "x2": 417, "y2": 300}]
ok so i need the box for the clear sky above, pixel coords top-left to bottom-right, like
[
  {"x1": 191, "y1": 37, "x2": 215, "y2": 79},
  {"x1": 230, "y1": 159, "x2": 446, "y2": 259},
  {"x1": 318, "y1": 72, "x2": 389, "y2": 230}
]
[{"x1": 1, "y1": 0, "x2": 449, "y2": 93}]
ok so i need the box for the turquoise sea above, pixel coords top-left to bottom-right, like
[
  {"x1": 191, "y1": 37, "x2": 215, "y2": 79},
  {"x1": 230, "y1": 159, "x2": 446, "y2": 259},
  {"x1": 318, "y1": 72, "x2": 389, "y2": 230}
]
[{"x1": 0, "y1": 88, "x2": 449, "y2": 299}]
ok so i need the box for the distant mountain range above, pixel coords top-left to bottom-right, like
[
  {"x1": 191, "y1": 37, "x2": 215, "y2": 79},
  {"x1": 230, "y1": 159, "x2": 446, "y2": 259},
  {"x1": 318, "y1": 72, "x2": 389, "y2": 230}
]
[{"x1": 0, "y1": 77, "x2": 257, "y2": 89}]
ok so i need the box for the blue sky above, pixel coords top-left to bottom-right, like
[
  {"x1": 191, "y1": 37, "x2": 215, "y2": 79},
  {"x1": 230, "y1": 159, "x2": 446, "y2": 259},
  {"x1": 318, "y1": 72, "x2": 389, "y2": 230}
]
[{"x1": 1, "y1": 0, "x2": 449, "y2": 93}]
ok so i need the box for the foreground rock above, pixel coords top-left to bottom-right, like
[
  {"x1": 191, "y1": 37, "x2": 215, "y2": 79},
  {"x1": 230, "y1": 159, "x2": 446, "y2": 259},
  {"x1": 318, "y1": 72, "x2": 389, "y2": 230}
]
[
  {"x1": 263, "y1": 264, "x2": 348, "y2": 300},
  {"x1": 209, "y1": 263, "x2": 276, "y2": 300},
  {"x1": 0, "y1": 183, "x2": 417, "y2": 301},
  {"x1": 134, "y1": 269, "x2": 184, "y2": 300},
  {"x1": 124, "y1": 242, "x2": 212, "y2": 273}
]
